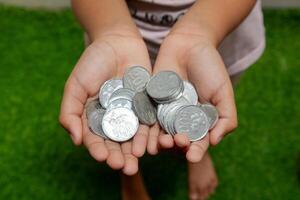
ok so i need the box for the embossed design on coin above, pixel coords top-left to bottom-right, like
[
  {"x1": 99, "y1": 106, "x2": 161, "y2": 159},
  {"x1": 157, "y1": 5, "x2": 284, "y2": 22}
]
[
  {"x1": 146, "y1": 71, "x2": 183, "y2": 103},
  {"x1": 99, "y1": 79, "x2": 123, "y2": 108},
  {"x1": 183, "y1": 81, "x2": 198, "y2": 105},
  {"x1": 102, "y1": 107, "x2": 139, "y2": 142},
  {"x1": 132, "y1": 92, "x2": 157, "y2": 125},
  {"x1": 200, "y1": 104, "x2": 219, "y2": 130},
  {"x1": 123, "y1": 66, "x2": 151, "y2": 92},
  {"x1": 174, "y1": 105, "x2": 209, "y2": 141}
]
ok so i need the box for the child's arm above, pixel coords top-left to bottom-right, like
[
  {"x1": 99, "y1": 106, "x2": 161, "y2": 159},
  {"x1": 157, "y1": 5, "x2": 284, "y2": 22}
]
[
  {"x1": 151, "y1": 0, "x2": 256, "y2": 161},
  {"x1": 60, "y1": 0, "x2": 152, "y2": 175},
  {"x1": 171, "y1": 0, "x2": 256, "y2": 46},
  {"x1": 72, "y1": 0, "x2": 141, "y2": 41}
]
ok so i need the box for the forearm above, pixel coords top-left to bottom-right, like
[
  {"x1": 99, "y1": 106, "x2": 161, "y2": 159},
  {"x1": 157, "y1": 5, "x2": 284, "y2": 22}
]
[
  {"x1": 72, "y1": 0, "x2": 140, "y2": 41},
  {"x1": 170, "y1": 0, "x2": 256, "y2": 46}
]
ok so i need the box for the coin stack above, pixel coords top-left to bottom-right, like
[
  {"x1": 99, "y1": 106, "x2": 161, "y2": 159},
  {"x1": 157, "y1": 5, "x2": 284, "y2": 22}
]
[
  {"x1": 147, "y1": 71, "x2": 219, "y2": 141},
  {"x1": 86, "y1": 66, "x2": 219, "y2": 142}
]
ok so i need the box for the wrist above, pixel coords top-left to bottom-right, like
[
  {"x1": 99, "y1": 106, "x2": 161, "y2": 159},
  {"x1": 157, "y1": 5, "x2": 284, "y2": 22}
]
[
  {"x1": 88, "y1": 23, "x2": 143, "y2": 42},
  {"x1": 169, "y1": 21, "x2": 219, "y2": 47}
]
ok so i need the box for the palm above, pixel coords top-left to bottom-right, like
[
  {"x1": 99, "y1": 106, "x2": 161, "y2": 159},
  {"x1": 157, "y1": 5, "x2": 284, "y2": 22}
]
[
  {"x1": 60, "y1": 35, "x2": 152, "y2": 175},
  {"x1": 152, "y1": 34, "x2": 237, "y2": 162}
]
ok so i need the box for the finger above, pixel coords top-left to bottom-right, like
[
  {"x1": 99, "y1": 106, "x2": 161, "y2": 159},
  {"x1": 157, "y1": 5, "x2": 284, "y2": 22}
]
[
  {"x1": 132, "y1": 125, "x2": 149, "y2": 157},
  {"x1": 121, "y1": 142, "x2": 139, "y2": 176},
  {"x1": 209, "y1": 86, "x2": 237, "y2": 145},
  {"x1": 174, "y1": 133, "x2": 190, "y2": 148},
  {"x1": 158, "y1": 130, "x2": 174, "y2": 149},
  {"x1": 59, "y1": 77, "x2": 87, "y2": 145},
  {"x1": 105, "y1": 140, "x2": 125, "y2": 170},
  {"x1": 147, "y1": 123, "x2": 160, "y2": 155},
  {"x1": 186, "y1": 46, "x2": 237, "y2": 145},
  {"x1": 210, "y1": 116, "x2": 237, "y2": 145},
  {"x1": 186, "y1": 135, "x2": 209, "y2": 163},
  {"x1": 82, "y1": 114, "x2": 108, "y2": 162}
]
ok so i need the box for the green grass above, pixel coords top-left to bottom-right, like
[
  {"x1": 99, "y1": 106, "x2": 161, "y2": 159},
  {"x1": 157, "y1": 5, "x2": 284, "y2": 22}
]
[{"x1": 0, "y1": 5, "x2": 300, "y2": 200}]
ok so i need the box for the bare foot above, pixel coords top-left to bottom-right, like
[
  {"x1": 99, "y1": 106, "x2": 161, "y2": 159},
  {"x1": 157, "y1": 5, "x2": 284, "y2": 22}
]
[
  {"x1": 188, "y1": 152, "x2": 218, "y2": 200},
  {"x1": 121, "y1": 171, "x2": 151, "y2": 200}
]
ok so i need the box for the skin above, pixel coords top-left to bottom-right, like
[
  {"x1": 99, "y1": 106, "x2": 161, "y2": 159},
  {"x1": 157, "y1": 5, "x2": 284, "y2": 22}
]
[
  {"x1": 59, "y1": 0, "x2": 256, "y2": 198},
  {"x1": 60, "y1": 34, "x2": 153, "y2": 175}
]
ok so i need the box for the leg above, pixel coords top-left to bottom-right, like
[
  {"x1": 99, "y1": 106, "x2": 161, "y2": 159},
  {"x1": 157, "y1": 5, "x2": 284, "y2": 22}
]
[
  {"x1": 187, "y1": 152, "x2": 218, "y2": 200},
  {"x1": 121, "y1": 171, "x2": 150, "y2": 200}
]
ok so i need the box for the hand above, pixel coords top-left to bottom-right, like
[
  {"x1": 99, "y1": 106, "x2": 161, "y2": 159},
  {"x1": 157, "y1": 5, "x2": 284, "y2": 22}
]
[
  {"x1": 59, "y1": 34, "x2": 152, "y2": 175},
  {"x1": 149, "y1": 33, "x2": 238, "y2": 162}
]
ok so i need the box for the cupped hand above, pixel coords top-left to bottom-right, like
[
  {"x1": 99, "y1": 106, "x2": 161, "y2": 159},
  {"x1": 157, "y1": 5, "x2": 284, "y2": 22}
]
[
  {"x1": 59, "y1": 34, "x2": 153, "y2": 175},
  {"x1": 149, "y1": 33, "x2": 238, "y2": 162}
]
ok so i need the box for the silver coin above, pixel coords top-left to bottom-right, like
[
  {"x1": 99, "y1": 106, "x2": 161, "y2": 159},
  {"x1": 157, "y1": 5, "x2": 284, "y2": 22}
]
[
  {"x1": 85, "y1": 98, "x2": 102, "y2": 116},
  {"x1": 183, "y1": 81, "x2": 198, "y2": 105},
  {"x1": 154, "y1": 89, "x2": 184, "y2": 104},
  {"x1": 157, "y1": 104, "x2": 165, "y2": 129},
  {"x1": 132, "y1": 92, "x2": 157, "y2": 125},
  {"x1": 174, "y1": 105, "x2": 209, "y2": 141},
  {"x1": 158, "y1": 97, "x2": 189, "y2": 134},
  {"x1": 162, "y1": 97, "x2": 189, "y2": 135},
  {"x1": 108, "y1": 88, "x2": 135, "y2": 104},
  {"x1": 167, "y1": 103, "x2": 188, "y2": 135},
  {"x1": 146, "y1": 71, "x2": 183, "y2": 102},
  {"x1": 85, "y1": 100, "x2": 107, "y2": 139},
  {"x1": 123, "y1": 66, "x2": 151, "y2": 92},
  {"x1": 102, "y1": 107, "x2": 139, "y2": 142},
  {"x1": 99, "y1": 79, "x2": 123, "y2": 108},
  {"x1": 200, "y1": 104, "x2": 219, "y2": 130},
  {"x1": 107, "y1": 98, "x2": 133, "y2": 111}
]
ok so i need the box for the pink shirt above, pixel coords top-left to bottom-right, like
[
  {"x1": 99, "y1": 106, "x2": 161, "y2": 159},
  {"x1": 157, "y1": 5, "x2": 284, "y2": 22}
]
[{"x1": 127, "y1": 0, "x2": 265, "y2": 75}]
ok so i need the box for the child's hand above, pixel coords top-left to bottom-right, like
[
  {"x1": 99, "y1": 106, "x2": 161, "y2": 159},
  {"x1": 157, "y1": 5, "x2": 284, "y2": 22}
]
[
  {"x1": 150, "y1": 33, "x2": 238, "y2": 162},
  {"x1": 59, "y1": 35, "x2": 152, "y2": 175}
]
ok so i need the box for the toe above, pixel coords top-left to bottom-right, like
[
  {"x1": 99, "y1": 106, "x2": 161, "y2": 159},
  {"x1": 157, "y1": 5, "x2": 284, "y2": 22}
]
[{"x1": 199, "y1": 189, "x2": 209, "y2": 200}]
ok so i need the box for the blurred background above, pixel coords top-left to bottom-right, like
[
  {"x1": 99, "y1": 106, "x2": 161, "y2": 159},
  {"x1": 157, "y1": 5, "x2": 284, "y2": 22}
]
[{"x1": 0, "y1": 0, "x2": 299, "y2": 199}]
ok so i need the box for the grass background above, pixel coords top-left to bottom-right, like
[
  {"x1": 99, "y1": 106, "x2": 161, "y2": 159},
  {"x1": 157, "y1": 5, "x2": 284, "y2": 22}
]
[{"x1": 0, "y1": 5, "x2": 300, "y2": 200}]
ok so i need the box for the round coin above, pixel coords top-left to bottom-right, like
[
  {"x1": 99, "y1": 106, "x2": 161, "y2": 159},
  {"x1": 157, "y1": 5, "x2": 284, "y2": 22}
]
[
  {"x1": 102, "y1": 107, "x2": 139, "y2": 142},
  {"x1": 86, "y1": 98, "x2": 102, "y2": 117},
  {"x1": 200, "y1": 104, "x2": 219, "y2": 130},
  {"x1": 108, "y1": 88, "x2": 135, "y2": 104},
  {"x1": 99, "y1": 79, "x2": 123, "y2": 108},
  {"x1": 123, "y1": 66, "x2": 151, "y2": 92},
  {"x1": 182, "y1": 81, "x2": 198, "y2": 105},
  {"x1": 146, "y1": 71, "x2": 183, "y2": 102},
  {"x1": 132, "y1": 92, "x2": 157, "y2": 125},
  {"x1": 174, "y1": 105, "x2": 209, "y2": 141},
  {"x1": 107, "y1": 98, "x2": 132, "y2": 111},
  {"x1": 85, "y1": 100, "x2": 107, "y2": 139}
]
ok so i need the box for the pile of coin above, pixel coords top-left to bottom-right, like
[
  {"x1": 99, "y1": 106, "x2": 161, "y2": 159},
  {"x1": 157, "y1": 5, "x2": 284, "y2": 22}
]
[
  {"x1": 86, "y1": 66, "x2": 219, "y2": 142},
  {"x1": 147, "y1": 71, "x2": 218, "y2": 141}
]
